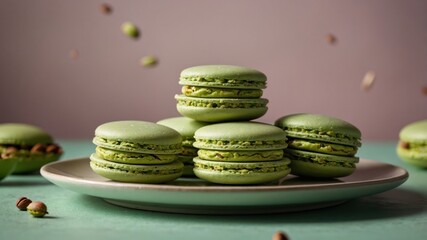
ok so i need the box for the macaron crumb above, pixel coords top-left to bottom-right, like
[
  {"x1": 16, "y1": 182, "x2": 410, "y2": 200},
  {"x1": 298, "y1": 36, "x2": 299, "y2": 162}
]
[
  {"x1": 140, "y1": 56, "x2": 158, "y2": 68},
  {"x1": 99, "y1": 3, "x2": 112, "y2": 15},
  {"x1": 272, "y1": 231, "x2": 289, "y2": 240},
  {"x1": 361, "y1": 71, "x2": 375, "y2": 91},
  {"x1": 325, "y1": 33, "x2": 337, "y2": 45}
]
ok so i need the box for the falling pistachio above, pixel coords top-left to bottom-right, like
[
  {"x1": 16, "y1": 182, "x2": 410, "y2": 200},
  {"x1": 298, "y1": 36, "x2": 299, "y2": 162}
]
[
  {"x1": 121, "y1": 22, "x2": 139, "y2": 39},
  {"x1": 361, "y1": 71, "x2": 376, "y2": 91},
  {"x1": 99, "y1": 3, "x2": 112, "y2": 14},
  {"x1": 326, "y1": 33, "x2": 337, "y2": 45},
  {"x1": 140, "y1": 56, "x2": 158, "y2": 68}
]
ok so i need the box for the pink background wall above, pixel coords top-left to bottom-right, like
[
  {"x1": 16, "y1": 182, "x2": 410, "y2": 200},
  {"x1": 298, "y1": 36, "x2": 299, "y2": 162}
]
[{"x1": 1, "y1": 0, "x2": 426, "y2": 140}]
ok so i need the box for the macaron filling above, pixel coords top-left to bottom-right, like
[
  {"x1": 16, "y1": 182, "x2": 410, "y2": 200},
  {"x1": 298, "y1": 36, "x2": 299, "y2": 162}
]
[
  {"x1": 398, "y1": 140, "x2": 427, "y2": 152},
  {"x1": 93, "y1": 137, "x2": 182, "y2": 154},
  {"x1": 182, "y1": 138, "x2": 195, "y2": 147},
  {"x1": 175, "y1": 95, "x2": 268, "y2": 109},
  {"x1": 197, "y1": 149, "x2": 284, "y2": 161},
  {"x1": 181, "y1": 146, "x2": 198, "y2": 156},
  {"x1": 182, "y1": 86, "x2": 263, "y2": 98},
  {"x1": 179, "y1": 77, "x2": 266, "y2": 89},
  {"x1": 0, "y1": 144, "x2": 63, "y2": 160},
  {"x1": 287, "y1": 138, "x2": 357, "y2": 156},
  {"x1": 95, "y1": 147, "x2": 177, "y2": 164},
  {"x1": 194, "y1": 139, "x2": 287, "y2": 150},
  {"x1": 283, "y1": 127, "x2": 361, "y2": 147}
]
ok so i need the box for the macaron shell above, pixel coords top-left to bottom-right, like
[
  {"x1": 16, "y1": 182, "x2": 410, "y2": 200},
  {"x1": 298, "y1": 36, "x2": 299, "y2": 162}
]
[
  {"x1": 179, "y1": 65, "x2": 267, "y2": 89},
  {"x1": 289, "y1": 160, "x2": 356, "y2": 178},
  {"x1": 0, "y1": 123, "x2": 53, "y2": 145},
  {"x1": 193, "y1": 158, "x2": 291, "y2": 185},
  {"x1": 275, "y1": 113, "x2": 361, "y2": 147},
  {"x1": 399, "y1": 120, "x2": 427, "y2": 143},
  {"x1": 195, "y1": 122, "x2": 286, "y2": 141},
  {"x1": 90, "y1": 154, "x2": 183, "y2": 183},
  {"x1": 194, "y1": 122, "x2": 287, "y2": 150},
  {"x1": 176, "y1": 104, "x2": 268, "y2": 122},
  {"x1": 13, "y1": 154, "x2": 61, "y2": 174},
  {"x1": 95, "y1": 121, "x2": 182, "y2": 146},
  {"x1": 156, "y1": 117, "x2": 210, "y2": 139}
]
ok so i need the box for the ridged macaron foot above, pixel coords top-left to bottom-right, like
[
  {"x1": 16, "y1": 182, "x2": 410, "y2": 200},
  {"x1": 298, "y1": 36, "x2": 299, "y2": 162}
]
[
  {"x1": 397, "y1": 119, "x2": 427, "y2": 168},
  {"x1": 275, "y1": 113, "x2": 362, "y2": 178},
  {"x1": 0, "y1": 123, "x2": 63, "y2": 174},
  {"x1": 157, "y1": 117, "x2": 210, "y2": 177}
]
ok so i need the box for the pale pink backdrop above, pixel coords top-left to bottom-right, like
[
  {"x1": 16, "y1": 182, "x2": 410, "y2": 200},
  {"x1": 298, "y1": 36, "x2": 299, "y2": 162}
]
[{"x1": 1, "y1": 0, "x2": 426, "y2": 139}]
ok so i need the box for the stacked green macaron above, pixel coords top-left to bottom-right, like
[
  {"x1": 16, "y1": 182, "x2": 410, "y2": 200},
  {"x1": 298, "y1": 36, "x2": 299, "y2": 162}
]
[
  {"x1": 397, "y1": 119, "x2": 427, "y2": 168},
  {"x1": 193, "y1": 122, "x2": 291, "y2": 184},
  {"x1": 157, "y1": 117, "x2": 210, "y2": 177},
  {"x1": 175, "y1": 65, "x2": 268, "y2": 122},
  {"x1": 275, "y1": 113, "x2": 362, "y2": 178},
  {"x1": 0, "y1": 123, "x2": 63, "y2": 174},
  {"x1": 90, "y1": 121, "x2": 184, "y2": 183}
]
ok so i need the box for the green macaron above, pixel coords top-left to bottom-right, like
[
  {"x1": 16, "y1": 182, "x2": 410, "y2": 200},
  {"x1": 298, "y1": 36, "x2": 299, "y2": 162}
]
[
  {"x1": 397, "y1": 119, "x2": 427, "y2": 168},
  {"x1": 91, "y1": 121, "x2": 184, "y2": 183},
  {"x1": 275, "y1": 113, "x2": 362, "y2": 178},
  {"x1": 157, "y1": 117, "x2": 210, "y2": 176},
  {"x1": 0, "y1": 123, "x2": 63, "y2": 174},
  {"x1": 193, "y1": 122, "x2": 291, "y2": 185},
  {"x1": 176, "y1": 65, "x2": 268, "y2": 122}
]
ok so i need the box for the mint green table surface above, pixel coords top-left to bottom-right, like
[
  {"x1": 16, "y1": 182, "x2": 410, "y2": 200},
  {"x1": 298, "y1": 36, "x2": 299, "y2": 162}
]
[{"x1": 1, "y1": 140, "x2": 426, "y2": 240}]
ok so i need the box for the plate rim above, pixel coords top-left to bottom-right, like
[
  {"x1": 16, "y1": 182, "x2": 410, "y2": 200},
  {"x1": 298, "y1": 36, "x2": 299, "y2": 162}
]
[{"x1": 41, "y1": 157, "x2": 409, "y2": 193}]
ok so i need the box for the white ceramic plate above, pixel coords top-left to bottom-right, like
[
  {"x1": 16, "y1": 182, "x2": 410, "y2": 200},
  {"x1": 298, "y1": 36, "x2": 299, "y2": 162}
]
[{"x1": 41, "y1": 158, "x2": 408, "y2": 214}]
